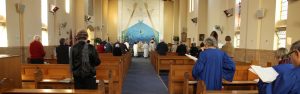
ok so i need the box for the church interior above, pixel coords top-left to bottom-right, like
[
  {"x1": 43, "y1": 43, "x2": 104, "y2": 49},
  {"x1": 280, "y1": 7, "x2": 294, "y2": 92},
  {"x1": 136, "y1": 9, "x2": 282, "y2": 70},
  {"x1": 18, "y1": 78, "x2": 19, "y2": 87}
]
[{"x1": 1, "y1": 0, "x2": 300, "y2": 94}]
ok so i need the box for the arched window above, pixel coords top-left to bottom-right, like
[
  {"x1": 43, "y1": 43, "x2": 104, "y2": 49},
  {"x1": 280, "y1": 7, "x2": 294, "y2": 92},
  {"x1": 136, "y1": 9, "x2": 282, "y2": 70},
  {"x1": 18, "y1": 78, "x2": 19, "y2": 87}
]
[
  {"x1": 189, "y1": 0, "x2": 195, "y2": 12},
  {"x1": 274, "y1": 31, "x2": 286, "y2": 48},
  {"x1": 65, "y1": 0, "x2": 70, "y2": 14},
  {"x1": 0, "y1": 0, "x2": 7, "y2": 47},
  {"x1": 234, "y1": 0, "x2": 241, "y2": 48},
  {"x1": 41, "y1": 0, "x2": 48, "y2": 46},
  {"x1": 234, "y1": 32, "x2": 240, "y2": 48},
  {"x1": 235, "y1": 0, "x2": 241, "y2": 30},
  {"x1": 280, "y1": 0, "x2": 288, "y2": 20},
  {"x1": 274, "y1": 0, "x2": 288, "y2": 50}
]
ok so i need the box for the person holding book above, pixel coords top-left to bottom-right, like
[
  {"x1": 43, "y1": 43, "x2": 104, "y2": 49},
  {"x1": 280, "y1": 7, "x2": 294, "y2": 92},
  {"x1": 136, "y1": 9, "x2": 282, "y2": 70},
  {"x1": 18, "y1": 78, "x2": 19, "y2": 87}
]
[
  {"x1": 272, "y1": 40, "x2": 300, "y2": 94},
  {"x1": 258, "y1": 48, "x2": 294, "y2": 94},
  {"x1": 192, "y1": 37, "x2": 236, "y2": 90}
]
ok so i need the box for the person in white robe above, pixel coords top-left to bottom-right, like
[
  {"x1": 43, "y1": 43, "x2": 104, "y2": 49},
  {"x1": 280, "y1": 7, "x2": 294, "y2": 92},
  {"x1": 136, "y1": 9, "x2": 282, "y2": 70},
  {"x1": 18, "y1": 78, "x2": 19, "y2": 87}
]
[
  {"x1": 138, "y1": 41, "x2": 143, "y2": 52},
  {"x1": 124, "y1": 41, "x2": 129, "y2": 49},
  {"x1": 133, "y1": 42, "x2": 138, "y2": 57},
  {"x1": 143, "y1": 42, "x2": 149, "y2": 57}
]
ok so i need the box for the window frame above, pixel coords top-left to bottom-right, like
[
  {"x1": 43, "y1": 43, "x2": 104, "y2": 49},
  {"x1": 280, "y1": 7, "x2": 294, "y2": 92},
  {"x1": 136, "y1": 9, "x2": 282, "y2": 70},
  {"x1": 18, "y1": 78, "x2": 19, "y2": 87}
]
[
  {"x1": 274, "y1": 30, "x2": 286, "y2": 49},
  {"x1": 280, "y1": 0, "x2": 288, "y2": 20},
  {"x1": 41, "y1": 0, "x2": 48, "y2": 46},
  {"x1": 0, "y1": 0, "x2": 7, "y2": 47},
  {"x1": 234, "y1": 31, "x2": 240, "y2": 48},
  {"x1": 189, "y1": 0, "x2": 195, "y2": 12}
]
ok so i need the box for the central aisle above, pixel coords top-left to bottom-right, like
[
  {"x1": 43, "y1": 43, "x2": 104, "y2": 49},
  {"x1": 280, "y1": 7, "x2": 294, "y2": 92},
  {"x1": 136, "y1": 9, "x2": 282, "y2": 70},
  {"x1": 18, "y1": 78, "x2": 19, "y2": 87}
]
[{"x1": 122, "y1": 57, "x2": 168, "y2": 94}]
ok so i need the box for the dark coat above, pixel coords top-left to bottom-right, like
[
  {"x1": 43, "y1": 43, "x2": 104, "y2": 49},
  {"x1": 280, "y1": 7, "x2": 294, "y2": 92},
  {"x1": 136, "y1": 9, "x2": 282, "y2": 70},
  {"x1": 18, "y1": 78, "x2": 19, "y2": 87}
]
[
  {"x1": 156, "y1": 42, "x2": 168, "y2": 55},
  {"x1": 189, "y1": 47, "x2": 199, "y2": 57},
  {"x1": 56, "y1": 45, "x2": 70, "y2": 64},
  {"x1": 105, "y1": 43, "x2": 113, "y2": 53},
  {"x1": 120, "y1": 43, "x2": 128, "y2": 54},
  {"x1": 113, "y1": 47, "x2": 122, "y2": 56},
  {"x1": 71, "y1": 41, "x2": 101, "y2": 77},
  {"x1": 176, "y1": 44, "x2": 187, "y2": 56}
]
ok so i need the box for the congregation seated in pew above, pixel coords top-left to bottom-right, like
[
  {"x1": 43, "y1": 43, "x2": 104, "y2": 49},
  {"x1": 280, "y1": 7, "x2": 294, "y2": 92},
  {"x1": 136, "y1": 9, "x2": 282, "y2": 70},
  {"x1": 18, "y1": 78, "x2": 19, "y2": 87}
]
[
  {"x1": 112, "y1": 44, "x2": 122, "y2": 56},
  {"x1": 156, "y1": 40, "x2": 169, "y2": 55},
  {"x1": 176, "y1": 42, "x2": 187, "y2": 56}
]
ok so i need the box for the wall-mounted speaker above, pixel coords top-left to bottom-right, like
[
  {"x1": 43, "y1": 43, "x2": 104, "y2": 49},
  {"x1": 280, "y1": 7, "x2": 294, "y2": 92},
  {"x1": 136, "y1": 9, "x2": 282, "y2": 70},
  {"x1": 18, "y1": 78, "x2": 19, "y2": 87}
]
[
  {"x1": 49, "y1": 5, "x2": 59, "y2": 14},
  {"x1": 224, "y1": 8, "x2": 233, "y2": 17},
  {"x1": 256, "y1": 9, "x2": 265, "y2": 19},
  {"x1": 15, "y1": 3, "x2": 25, "y2": 14},
  {"x1": 191, "y1": 17, "x2": 197, "y2": 23}
]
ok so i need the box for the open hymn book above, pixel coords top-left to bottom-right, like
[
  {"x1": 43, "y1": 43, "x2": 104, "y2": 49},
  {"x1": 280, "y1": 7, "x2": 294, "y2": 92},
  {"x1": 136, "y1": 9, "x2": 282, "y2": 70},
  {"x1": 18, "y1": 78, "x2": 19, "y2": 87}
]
[
  {"x1": 185, "y1": 54, "x2": 198, "y2": 61},
  {"x1": 248, "y1": 65, "x2": 279, "y2": 83}
]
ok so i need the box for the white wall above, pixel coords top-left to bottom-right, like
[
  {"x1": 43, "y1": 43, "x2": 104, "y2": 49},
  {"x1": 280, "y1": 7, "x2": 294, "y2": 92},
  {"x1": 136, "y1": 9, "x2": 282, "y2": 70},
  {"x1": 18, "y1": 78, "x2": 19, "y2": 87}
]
[
  {"x1": 5, "y1": 0, "x2": 75, "y2": 47},
  {"x1": 287, "y1": 1, "x2": 300, "y2": 49},
  {"x1": 6, "y1": 0, "x2": 21, "y2": 47},
  {"x1": 239, "y1": 0, "x2": 276, "y2": 50}
]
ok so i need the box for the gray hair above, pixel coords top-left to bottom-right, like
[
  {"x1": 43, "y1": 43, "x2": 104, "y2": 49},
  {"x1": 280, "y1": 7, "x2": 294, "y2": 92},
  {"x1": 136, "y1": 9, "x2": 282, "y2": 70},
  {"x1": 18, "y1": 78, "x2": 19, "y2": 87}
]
[
  {"x1": 290, "y1": 40, "x2": 300, "y2": 52},
  {"x1": 204, "y1": 37, "x2": 218, "y2": 47},
  {"x1": 33, "y1": 35, "x2": 40, "y2": 41},
  {"x1": 275, "y1": 48, "x2": 289, "y2": 60}
]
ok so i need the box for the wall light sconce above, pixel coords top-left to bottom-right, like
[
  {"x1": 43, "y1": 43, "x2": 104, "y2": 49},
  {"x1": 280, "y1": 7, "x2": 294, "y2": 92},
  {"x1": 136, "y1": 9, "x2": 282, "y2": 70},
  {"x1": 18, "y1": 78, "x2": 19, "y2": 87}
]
[{"x1": 49, "y1": 5, "x2": 59, "y2": 14}]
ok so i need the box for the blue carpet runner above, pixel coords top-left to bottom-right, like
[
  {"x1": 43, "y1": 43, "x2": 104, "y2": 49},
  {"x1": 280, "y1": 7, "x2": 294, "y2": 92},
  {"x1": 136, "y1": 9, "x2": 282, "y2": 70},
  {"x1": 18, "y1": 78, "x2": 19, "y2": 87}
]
[{"x1": 122, "y1": 57, "x2": 168, "y2": 94}]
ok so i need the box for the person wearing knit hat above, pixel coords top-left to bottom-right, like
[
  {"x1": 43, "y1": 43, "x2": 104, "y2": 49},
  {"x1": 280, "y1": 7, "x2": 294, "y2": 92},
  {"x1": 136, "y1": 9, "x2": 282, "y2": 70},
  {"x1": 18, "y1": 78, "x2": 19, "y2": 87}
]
[{"x1": 71, "y1": 30, "x2": 101, "y2": 89}]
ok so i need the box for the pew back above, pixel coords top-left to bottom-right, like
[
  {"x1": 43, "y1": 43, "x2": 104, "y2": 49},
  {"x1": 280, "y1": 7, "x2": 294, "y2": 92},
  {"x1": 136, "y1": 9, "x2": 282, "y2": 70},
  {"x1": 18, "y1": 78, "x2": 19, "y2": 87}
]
[
  {"x1": 150, "y1": 52, "x2": 194, "y2": 74},
  {"x1": 169, "y1": 64, "x2": 194, "y2": 94},
  {"x1": 3, "y1": 89, "x2": 105, "y2": 94}
]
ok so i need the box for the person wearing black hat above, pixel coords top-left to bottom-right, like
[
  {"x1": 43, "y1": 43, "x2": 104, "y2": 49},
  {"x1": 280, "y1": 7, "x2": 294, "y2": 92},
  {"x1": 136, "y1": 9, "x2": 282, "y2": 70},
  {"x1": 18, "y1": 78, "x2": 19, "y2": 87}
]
[{"x1": 71, "y1": 30, "x2": 101, "y2": 89}]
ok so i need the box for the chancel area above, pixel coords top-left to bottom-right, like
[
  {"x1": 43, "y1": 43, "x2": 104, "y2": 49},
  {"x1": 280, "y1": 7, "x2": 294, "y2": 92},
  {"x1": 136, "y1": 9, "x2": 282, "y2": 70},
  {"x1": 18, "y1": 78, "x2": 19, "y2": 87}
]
[{"x1": 1, "y1": 0, "x2": 300, "y2": 94}]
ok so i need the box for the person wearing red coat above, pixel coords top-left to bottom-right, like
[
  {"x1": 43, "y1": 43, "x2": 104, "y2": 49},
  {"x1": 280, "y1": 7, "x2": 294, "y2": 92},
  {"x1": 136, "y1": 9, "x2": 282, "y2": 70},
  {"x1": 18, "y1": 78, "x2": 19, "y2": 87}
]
[
  {"x1": 29, "y1": 35, "x2": 45, "y2": 64},
  {"x1": 96, "y1": 42, "x2": 105, "y2": 53}
]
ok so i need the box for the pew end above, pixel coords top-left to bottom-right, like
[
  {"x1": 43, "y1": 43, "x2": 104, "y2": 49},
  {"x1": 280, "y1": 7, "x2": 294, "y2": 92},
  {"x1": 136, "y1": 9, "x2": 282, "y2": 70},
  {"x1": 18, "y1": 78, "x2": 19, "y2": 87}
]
[{"x1": 183, "y1": 72, "x2": 206, "y2": 94}]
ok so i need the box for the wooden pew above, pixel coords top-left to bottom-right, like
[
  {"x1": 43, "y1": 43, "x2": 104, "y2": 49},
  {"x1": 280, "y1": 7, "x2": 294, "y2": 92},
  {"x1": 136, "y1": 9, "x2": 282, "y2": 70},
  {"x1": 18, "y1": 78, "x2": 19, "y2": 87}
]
[
  {"x1": 22, "y1": 53, "x2": 131, "y2": 94},
  {"x1": 21, "y1": 64, "x2": 119, "y2": 94},
  {"x1": 169, "y1": 63, "x2": 259, "y2": 94},
  {"x1": 183, "y1": 73, "x2": 258, "y2": 94},
  {"x1": 27, "y1": 58, "x2": 57, "y2": 64},
  {"x1": 0, "y1": 55, "x2": 22, "y2": 90},
  {"x1": 206, "y1": 90, "x2": 258, "y2": 94},
  {"x1": 233, "y1": 62, "x2": 260, "y2": 81},
  {"x1": 168, "y1": 64, "x2": 194, "y2": 94},
  {"x1": 3, "y1": 89, "x2": 105, "y2": 94},
  {"x1": 222, "y1": 80, "x2": 257, "y2": 90},
  {"x1": 150, "y1": 52, "x2": 195, "y2": 74},
  {"x1": 35, "y1": 71, "x2": 114, "y2": 94},
  {"x1": 99, "y1": 53, "x2": 132, "y2": 79}
]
